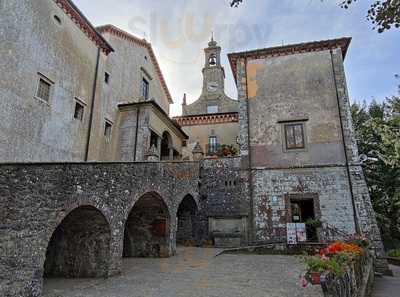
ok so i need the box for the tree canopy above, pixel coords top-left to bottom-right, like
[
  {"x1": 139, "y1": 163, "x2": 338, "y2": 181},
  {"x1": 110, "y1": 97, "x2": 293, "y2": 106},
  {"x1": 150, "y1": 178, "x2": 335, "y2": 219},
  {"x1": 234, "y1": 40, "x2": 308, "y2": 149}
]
[
  {"x1": 351, "y1": 86, "x2": 400, "y2": 248},
  {"x1": 229, "y1": 0, "x2": 400, "y2": 33}
]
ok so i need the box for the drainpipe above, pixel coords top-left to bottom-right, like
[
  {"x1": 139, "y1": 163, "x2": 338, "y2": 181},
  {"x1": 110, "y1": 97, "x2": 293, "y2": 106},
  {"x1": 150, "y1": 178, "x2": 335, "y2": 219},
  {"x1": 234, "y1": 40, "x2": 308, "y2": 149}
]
[
  {"x1": 133, "y1": 106, "x2": 140, "y2": 161},
  {"x1": 244, "y1": 58, "x2": 255, "y2": 244},
  {"x1": 330, "y1": 49, "x2": 360, "y2": 234},
  {"x1": 84, "y1": 48, "x2": 101, "y2": 161}
]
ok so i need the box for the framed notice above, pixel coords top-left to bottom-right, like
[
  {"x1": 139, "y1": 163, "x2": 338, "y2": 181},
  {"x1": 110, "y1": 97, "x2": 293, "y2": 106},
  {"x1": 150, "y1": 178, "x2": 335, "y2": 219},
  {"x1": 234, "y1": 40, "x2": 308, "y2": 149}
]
[
  {"x1": 287, "y1": 223, "x2": 297, "y2": 245},
  {"x1": 296, "y1": 223, "x2": 307, "y2": 242}
]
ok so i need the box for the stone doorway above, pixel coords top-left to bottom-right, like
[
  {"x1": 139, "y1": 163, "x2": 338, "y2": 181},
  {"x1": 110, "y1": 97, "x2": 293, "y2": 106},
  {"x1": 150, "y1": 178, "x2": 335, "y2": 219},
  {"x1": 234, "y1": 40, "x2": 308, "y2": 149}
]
[
  {"x1": 44, "y1": 206, "x2": 111, "y2": 278},
  {"x1": 287, "y1": 193, "x2": 321, "y2": 242},
  {"x1": 177, "y1": 195, "x2": 198, "y2": 245},
  {"x1": 123, "y1": 192, "x2": 170, "y2": 258}
]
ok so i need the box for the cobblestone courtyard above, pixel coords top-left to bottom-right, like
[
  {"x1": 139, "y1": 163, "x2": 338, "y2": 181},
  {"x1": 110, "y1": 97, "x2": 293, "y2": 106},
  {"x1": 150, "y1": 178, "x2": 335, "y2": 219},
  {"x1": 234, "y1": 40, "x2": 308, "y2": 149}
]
[{"x1": 43, "y1": 247, "x2": 322, "y2": 297}]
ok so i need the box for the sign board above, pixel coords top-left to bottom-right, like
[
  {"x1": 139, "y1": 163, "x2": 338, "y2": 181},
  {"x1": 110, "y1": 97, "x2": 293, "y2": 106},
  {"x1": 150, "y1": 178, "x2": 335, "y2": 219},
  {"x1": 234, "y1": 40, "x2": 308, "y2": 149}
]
[{"x1": 287, "y1": 223, "x2": 307, "y2": 245}]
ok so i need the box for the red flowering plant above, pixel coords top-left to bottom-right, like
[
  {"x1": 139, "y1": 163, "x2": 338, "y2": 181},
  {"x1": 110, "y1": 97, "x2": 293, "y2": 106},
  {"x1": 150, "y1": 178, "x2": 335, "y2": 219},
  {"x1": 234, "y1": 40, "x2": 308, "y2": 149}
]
[{"x1": 301, "y1": 241, "x2": 365, "y2": 287}]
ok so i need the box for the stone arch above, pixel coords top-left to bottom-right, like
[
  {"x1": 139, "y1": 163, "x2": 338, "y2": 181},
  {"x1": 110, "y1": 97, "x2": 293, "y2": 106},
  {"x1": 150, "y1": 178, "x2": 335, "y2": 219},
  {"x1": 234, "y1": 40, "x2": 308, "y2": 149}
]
[
  {"x1": 161, "y1": 131, "x2": 173, "y2": 160},
  {"x1": 176, "y1": 194, "x2": 199, "y2": 245},
  {"x1": 123, "y1": 192, "x2": 171, "y2": 258},
  {"x1": 44, "y1": 205, "x2": 111, "y2": 278}
]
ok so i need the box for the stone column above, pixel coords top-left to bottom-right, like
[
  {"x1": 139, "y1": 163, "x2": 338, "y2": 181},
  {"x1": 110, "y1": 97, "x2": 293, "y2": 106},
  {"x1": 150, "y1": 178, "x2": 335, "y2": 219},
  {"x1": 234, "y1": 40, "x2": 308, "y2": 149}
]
[{"x1": 331, "y1": 48, "x2": 389, "y2": 274}]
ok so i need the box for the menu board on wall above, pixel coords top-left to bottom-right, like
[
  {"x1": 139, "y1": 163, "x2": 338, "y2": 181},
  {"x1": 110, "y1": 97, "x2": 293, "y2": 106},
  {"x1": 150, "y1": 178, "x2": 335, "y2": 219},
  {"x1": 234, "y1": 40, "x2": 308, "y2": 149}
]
[
  {"x1": 287, "y1": 223, "x2": 297, "y2": 245},
  {"x1": 287, "y1": 223, "x2": 307, "y2": 244}
]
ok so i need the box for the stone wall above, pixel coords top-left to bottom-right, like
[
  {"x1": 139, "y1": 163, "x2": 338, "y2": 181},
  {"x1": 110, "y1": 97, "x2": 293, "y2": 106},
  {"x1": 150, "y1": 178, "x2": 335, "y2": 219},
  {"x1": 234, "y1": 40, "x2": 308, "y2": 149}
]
[
  {"x1": 0, "y1": 162, "x2": 199, "y2": 297},
  {"x1": 252, "y1": 166, "x2": 356, "y2": 242},
  {"x1": 198, "y1": 158, "x2": 249, "y2": 245},
  {"x1": 0, "y1": 0, "x2": 103, "y2": 162}
]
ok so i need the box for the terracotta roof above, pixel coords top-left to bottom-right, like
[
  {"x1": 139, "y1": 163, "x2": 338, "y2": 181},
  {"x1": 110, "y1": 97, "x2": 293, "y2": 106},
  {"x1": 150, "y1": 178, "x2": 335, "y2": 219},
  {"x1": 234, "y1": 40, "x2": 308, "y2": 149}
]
[
  {"x1": 173, "y1": 112, "x2": 239, "y2": 126},
  {"x1": 54, "y1": 0, "x2": 113, "y2": 55},
  {"x1": 228, "y1": 37, "x2": 351, "y2": 84},
  {"x1": 118, "y1": 100, "x2": 188, "y2": 139},
  {"x1": 97, "y1": 24, "x2": 173, "y2": 104}
]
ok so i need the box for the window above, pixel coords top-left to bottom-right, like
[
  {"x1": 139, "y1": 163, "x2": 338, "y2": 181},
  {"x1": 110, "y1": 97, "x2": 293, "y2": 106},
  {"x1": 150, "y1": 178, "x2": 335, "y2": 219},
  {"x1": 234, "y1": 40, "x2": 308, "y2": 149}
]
[
  {"x1": 73, "y1": 101, "x2": 84, "y2": 121},
  {"x1": 54, "y1": 15, "x2": 62, "y2": 25},
  {"x1": 208, "y1": 136, "x2": 218, "y2": 154},
  {"x1": 182, "y1": 140, "x2": 187, "y2": 147},
  {"x1": 207, "y1": 105, "x2": 218, "y2": 114},
  {"x1": 208, "y1": 54, "x2": 217, "y2": 67},
  {"x1": 141, "y1": 78, "x2": 149, "y2": 100},
  {"x1": 36, "y1": 78, "x2": 51, "y2": 102},
  {"x1": 104, "y1": 121, "x2": 112, "y2": 141},
  {"x1": 105, "y1": 72, "x2": 110, "y2": 84},
  {"x1": 284, "y1": 123, "x2": 305, "y2": 150}
]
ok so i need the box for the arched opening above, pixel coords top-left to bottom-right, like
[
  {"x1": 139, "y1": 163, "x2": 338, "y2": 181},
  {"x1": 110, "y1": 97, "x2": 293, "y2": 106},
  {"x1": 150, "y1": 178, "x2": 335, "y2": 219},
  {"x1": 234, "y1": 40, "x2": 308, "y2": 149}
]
[
  {"x1": 160, "y1": 131, "x2": 172, "y2": 160},
  {"x1": 44, "y1": 206, "x2": 111, "y2": 278},
  {"x1": 177, "y1": 195, "x2": 198, "y2": 245},
  {"x1": 124, "y1": 193, "x2": 170, "y2": 258}
]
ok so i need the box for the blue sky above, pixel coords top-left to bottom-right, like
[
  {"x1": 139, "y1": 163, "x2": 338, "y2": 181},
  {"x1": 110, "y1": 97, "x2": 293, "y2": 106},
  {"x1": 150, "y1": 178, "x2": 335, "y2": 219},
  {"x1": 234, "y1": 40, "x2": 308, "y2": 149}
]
[{"x1": 74, "y1": 0, "x2": 399, "y2": 116}]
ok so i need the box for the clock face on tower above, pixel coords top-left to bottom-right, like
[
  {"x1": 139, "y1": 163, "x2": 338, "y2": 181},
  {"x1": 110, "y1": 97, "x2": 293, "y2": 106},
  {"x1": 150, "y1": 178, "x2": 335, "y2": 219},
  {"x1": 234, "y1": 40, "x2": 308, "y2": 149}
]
[{"x1": 207, "y1": 82, "x2": 219, "y2": 92}]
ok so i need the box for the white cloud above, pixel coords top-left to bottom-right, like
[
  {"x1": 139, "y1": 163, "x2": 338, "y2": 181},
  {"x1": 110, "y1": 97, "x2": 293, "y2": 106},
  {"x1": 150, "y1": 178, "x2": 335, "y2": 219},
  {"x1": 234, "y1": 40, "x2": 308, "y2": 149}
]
[{"x1": 74, "y1": 0, "x2": 400, "y2": 115}]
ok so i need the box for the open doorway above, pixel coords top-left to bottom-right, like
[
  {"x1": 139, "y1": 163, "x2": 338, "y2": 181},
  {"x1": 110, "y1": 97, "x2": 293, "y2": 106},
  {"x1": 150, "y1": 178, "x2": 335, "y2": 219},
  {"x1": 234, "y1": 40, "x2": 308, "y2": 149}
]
[{"x1": 288, "y1": 194, "x2": 320, "y2": 242}]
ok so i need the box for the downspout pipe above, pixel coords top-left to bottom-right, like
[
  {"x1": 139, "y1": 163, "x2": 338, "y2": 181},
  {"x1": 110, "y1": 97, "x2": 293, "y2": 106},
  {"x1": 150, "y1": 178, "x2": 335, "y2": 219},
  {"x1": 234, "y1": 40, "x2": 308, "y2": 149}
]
[
  {"x1": 244, "y1": 58, "x2": 255, "y2": 244},
  {"x1": 330, "y1": 49, "x2": 360, "y2": 234},
  {"x1": 133, "y1": 106, "x2": 140, "y2": 161},
  {"x1": 85, "y1": 47, "x2": 101, "y2": 161}
]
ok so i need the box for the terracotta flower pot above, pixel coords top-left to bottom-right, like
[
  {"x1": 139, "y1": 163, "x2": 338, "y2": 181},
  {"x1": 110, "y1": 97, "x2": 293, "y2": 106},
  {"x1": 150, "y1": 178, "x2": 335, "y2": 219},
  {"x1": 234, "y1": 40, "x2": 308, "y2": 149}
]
[{"x1": 310, "y1": 272, "x2": 321, "y2": 285}]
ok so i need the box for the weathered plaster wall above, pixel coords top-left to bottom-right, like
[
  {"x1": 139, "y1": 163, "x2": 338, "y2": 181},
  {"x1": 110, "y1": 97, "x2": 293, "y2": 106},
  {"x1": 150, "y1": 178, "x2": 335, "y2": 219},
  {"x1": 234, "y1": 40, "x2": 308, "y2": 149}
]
[
  {"x1": 0, "y1": 0, "x2": 102, "y2": 162},
  {"x1": 101, "y1": 32, "x2": 171, "y2": 115},
  {"x1": 0, "y1": 162, "x2": 199, "y2": 297},
  {"x1": 246, "y1": 50, "x2": 345, "y2": 168},
  {"x1": 181, "y1": 122, "x2": 239, "y2": 160},
  {"x1": 183, "y1": 93, "x2": 239, "y2": 116},
  {"x1": 118, "y1": 104, "x2": 184, "y2": 161}
]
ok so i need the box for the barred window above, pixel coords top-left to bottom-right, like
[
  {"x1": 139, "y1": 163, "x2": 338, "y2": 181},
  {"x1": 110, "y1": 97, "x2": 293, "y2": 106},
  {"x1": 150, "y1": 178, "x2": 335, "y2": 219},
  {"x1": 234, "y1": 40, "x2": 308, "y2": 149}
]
[
  {"x1": 36, "y1": 78, "x2": 51, "y2": 102},
  {"x1": 284, "y1": 123, "x2": 305, "y2": 150},
  {"x1": 74, "y1": 101, "x2": 84, "y2": 121},
  {"x1": 104, "y1": 121, "x2": 112, "y2": 141},
  {"x1": 141, "y1": 78, "x2": 149, "y2": 100}
]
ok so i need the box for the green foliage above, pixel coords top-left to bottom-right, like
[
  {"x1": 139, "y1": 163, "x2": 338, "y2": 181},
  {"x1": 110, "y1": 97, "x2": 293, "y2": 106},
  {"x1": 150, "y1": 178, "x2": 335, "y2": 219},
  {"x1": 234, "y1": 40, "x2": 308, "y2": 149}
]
[
  {"x1": 215, "y1": 144, "x2": 239, "y2": 157},
  {"x1": 387, "y1": 249, "x2": 400, "y2": 258},
  {"x1": 305, "y1": 218, "x2": 322, "y2": 228},
  {"x1": 351, "y1": 82, "x2": 400, "y2": 248},
  {"x1": 304, "y1": 255, "x2": 345, "y2": 276},
  {"x1": 230, "y1": 1, "x2": 400, "y2": 33},
  {"x1": 340, "y1": 0, "x2": 400, "y2": 33}
]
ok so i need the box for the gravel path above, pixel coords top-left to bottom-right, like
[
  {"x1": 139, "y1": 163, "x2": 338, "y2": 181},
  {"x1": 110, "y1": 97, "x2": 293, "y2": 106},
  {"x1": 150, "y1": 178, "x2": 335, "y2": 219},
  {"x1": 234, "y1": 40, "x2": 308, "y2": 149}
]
[{"x1": 43, "y1": 247, "x2": 323, "y2": 297}]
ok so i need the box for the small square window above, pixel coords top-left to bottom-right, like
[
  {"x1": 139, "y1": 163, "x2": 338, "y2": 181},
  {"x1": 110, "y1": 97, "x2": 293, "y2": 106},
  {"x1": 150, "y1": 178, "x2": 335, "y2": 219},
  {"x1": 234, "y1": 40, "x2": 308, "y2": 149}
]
[
  {"x1": 182, "y1": 140, "x2": 187, "y2": 147},
  {"x1": 284, "y1": 123, "x2": 305, "y2": 150},
  {"x1": 207, "y1": 105, "x2": 218, "y2": 114},
  {"x1": 73, "y1": 101, "x2": 84, "y2": 121},
  {"x1": 36, "y1": 78, "x2": 51, "y2": 102},
  {"x1": 104, "y1": 121, "x2": 112, "y2": 141},
  {"x1": 105, "y1": 72, "x2": 110, "y2": 84}
]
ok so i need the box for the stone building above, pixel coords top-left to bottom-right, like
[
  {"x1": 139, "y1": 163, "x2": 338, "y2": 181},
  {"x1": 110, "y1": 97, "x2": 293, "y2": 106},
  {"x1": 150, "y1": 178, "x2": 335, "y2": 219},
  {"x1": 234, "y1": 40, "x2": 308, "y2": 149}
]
[
  {"x1": 228, "y1": 38, "x2": 386, "y2": 270},
  {"x1": 0, "y1": 1, "x2": 389, "y2": 296},
  {"x1": 0, "y1": 0, "x2": 186, "y2": 163},
  {"x1": 174, "y1": 38, "x2": 239, "y2": 160}
]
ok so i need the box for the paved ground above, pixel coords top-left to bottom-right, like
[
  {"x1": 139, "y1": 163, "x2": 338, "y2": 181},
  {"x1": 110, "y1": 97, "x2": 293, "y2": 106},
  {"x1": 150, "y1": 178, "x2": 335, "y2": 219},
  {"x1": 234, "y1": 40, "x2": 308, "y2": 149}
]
[
  {"x1": 372, "y1": 265, "x2": 400, "y2": 297},
  {"x1": 43, "y1": 247, "x2": 323, "y2": 297}
]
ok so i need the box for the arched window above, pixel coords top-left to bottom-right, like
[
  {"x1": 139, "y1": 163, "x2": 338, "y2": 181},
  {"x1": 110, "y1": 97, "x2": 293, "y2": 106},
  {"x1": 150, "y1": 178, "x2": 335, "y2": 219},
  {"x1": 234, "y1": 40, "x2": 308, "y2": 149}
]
[{"x1": 208, "y1": 54, "x2": 217, "y2": 67}]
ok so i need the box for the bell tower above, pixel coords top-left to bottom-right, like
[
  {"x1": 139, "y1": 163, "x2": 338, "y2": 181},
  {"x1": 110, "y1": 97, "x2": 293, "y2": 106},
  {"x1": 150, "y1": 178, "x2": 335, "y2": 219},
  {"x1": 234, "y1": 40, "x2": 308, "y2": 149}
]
[{"x1": 202, "y1": 35, "x2": 225, "y2": 96}]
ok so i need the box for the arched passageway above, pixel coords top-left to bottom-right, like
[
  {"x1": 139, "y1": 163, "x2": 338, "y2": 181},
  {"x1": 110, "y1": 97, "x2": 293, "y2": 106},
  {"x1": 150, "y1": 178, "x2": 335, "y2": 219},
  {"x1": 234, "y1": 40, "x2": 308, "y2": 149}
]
[
  {"x1": 123, "y1": 193, "x2": 170, "y2": 258},
  {"x1": 161, "y1": 131, "x2": 172, "y2": 160},
  {"x1": 44, "y1": 206, "x2": 111, "y2": 278},
  {"x1": 177, "y1": 195, "x2": 198, "y2": 245}
]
